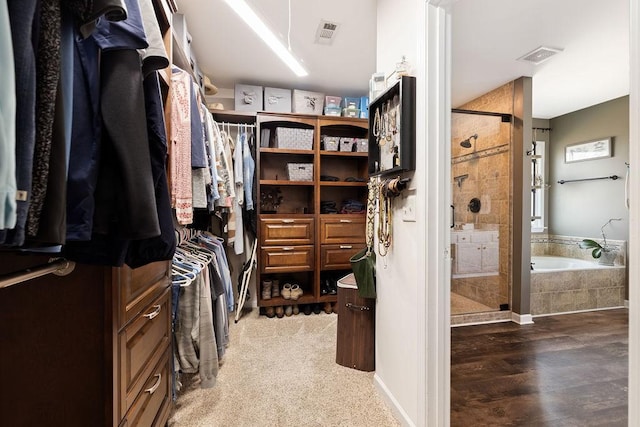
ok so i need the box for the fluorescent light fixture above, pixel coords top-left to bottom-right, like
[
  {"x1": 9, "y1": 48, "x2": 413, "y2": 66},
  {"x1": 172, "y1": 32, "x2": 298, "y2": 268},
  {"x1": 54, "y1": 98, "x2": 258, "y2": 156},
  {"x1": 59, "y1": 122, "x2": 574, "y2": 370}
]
[{"x1": 223, "y1": 0, "x2": 308, "y2": 77}]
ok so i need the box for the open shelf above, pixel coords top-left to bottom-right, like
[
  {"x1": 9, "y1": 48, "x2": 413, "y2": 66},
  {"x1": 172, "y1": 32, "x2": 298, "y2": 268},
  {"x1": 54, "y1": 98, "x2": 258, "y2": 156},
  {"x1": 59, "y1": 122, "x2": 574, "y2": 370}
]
[
  {"x1": 320, "y1": 150, "x2": 368, "y2": 157},
  {"x1": 320, "y1": 181, "x2": 367, "y2": 187},
  {"x1": 260, "y1": 148, "x2": 315, "y2": 155},
  {"x1": 260, "y1": 180, "x2": 314, "y2": 186}
]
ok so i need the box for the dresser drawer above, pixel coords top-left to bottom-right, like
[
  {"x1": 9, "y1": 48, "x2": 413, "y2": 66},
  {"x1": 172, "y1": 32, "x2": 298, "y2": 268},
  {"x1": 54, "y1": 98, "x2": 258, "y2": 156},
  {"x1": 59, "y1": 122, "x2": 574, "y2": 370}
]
[
  {"x1": 260, "y1": 245, "x2": 314, "y2": 273},
  {"x1": 260, "y1": 217, "x2": 314, "y2": 245},
  {"x1": 321, "y1": 244, "x2": 365, "y2": 270},
  {"x1": 119, "y1": 348, "x2": 171, "y2": 427},
  {"x1": 119, "y1": 288, "x2": 171, "y2": 418},
  {"x1": 320, "y1": 216, "x2": 365, "y2": 244},
  {"x1": 116, "y1": 261, "x2": 170, "y2": 329}
]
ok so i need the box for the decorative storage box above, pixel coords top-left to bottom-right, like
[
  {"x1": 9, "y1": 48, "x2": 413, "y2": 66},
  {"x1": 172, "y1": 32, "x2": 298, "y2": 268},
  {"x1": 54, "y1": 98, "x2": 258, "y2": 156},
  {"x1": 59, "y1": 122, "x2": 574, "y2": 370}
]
[
  {"x1": 340, "y1": 137, "x2": 356, "y2": 152},
  {"x1": 322, "y1": 136, "x2": 340, "y2": 151},
  {"x1": 235, "y1": 84, "x2": 263, "y2": 112},
  {"x1": 355, "y1": 138, "x2": 369, "y2": 153},
  {"x1": 293, "y1": 90, "x2": 324, "y2": 115},
  {"x1": 275, "y1": 127, "x2": 314, "y2": 150},
  {"x1": 287, "y1": 163, "x2": 313, "y2": 181},
  {"x1": 264, "y1": 87, "x2": 292, "y2": 113}
]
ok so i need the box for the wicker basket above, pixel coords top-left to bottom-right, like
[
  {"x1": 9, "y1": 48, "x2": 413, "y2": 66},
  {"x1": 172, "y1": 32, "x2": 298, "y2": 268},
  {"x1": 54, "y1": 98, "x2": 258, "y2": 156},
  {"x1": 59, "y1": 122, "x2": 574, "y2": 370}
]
[
  {"x1": 340, "y1": 137, "x2": 356, "y2": 152},
  {"x1": 275, "y1": 128, "x2": 314, "y2": 150},
  {"x1": 322, "y1": 136, "x2": 340, "y2": 151},
  {"x1": 287, "y1": 163, "x2": 313, "y2": 181},
  {"x1": 355, "y1": 138, "x2": 369, "y2": 153}
]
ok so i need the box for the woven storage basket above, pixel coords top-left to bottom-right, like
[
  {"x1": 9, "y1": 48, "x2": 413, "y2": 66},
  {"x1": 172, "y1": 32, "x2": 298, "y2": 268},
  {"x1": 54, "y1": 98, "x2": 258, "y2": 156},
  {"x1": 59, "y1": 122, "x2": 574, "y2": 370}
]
[
  {"x1": 355, "y1": 138, "x2": 369, "y2": 153},
  {"x1": 275, "y1": 128, "x2": 314, "y2": 150},
  {"x1": 322, "y1": 136, "x2": 340, "y2": 151},
  {"x1": 287, "y1": 163, "x2": 313, "y2": 181}
]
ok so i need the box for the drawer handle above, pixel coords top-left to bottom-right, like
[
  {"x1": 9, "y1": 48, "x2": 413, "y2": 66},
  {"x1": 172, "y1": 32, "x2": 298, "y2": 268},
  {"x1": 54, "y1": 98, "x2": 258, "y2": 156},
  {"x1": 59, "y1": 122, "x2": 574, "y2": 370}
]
[
  {"x1": 346, "y1": 302, "x2": 370, "y2": 311},
  {"x1": 339, "y1": 219, "x2": 352, "y2": 223},
  {"x1": 143, "y1": 304, "x2": 161, "y2": 320},
  {"x1": 281, "y1": 219, "x2": 295, "y2": 224},
  {"x1": 282, "y1": 247, "x2": 295, "y2": 251},
  {"x1": 145, "y1": 374, "x2": 162, "y2": 394},
  {"x1": 339, "y1": 245, "x2": 353, "y2": 249}
]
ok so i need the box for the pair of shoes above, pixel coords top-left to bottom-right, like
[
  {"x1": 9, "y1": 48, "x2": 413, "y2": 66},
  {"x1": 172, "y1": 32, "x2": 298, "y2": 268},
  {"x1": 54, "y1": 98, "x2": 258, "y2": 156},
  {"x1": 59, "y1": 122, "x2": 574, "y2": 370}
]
[
  {"x1": 290, "y1": 284, "x2": 303, "y2": 300},
  {"x1": 292, "y1": 304, "x2": 299, "y2": 315},
  {"x1": 332, "y1": 302, "x2": 339, "y2": 314},
  {"x1": 323, "y1": 302, "x2": 332, "y2": 314},
  {"x1": 282, "y1": 283, "x2": 292, "y2": 299},
  {"x1": 285, "y1": 305, "x2": 293, "y2": 316},
  {"x1": 262, "y1": 280, "x2": 272, "y2": 300},
  {"x1": 312, "y1": 304, "x2": 322, "y2": 315},
  {"x1": 271, "y1": 279, "x2": 280, "y2": 298},
  {"x1": 303, "y1": 304, "x2": 312, "y2": 315},
  {"x1": 265, "y1": 307, "x2": 275, "y2": 318},
  {"x1": 275, "y1": 306, "x2": 284, "y2": 318}
]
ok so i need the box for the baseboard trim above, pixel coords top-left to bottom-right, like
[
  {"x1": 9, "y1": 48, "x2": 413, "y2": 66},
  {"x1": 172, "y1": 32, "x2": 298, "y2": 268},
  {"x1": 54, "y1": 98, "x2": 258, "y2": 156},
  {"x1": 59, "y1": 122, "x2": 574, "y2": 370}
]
[
  {"x1": 532, "y1": 305, "x2": 627, "y2": 318},
  {"x1": 373, "y1": 373, "x2": 415, "y2": 427},
  {"x1": 511, "y1": 313, "x2": 534, "y2": 325}
]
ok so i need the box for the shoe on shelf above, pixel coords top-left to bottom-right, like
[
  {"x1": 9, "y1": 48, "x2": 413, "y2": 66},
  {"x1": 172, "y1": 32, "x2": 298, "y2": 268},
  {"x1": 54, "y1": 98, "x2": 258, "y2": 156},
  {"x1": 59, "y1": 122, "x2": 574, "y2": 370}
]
[
  {"x1": 262, "y1": 280, "x2": 273, "y2": 300},
  {"x1": 265, "y1": 307, "x2": 275, "y2": 318},
  {"x1": 275, "y1": 306, "x2": 284, "y2": 318},
  {"x1": 281, "y1": 283, "x2": 292, "y2": 300},
  {"x1": 285, "y1": 305, "x2": 293, "y2": 316},
  {"x1": 292, "y1": 304, "x2": 299, "y2": 315},
  {"x1": 328, "y1": 278, "x2": 338, "y2": 295},
  {"x1": 271, "y1": 279, "x2": 280, "y2": 298},
  {"x1": 290, "y1": 284, "x2": 303, "y2": 300},
  {"x1": 321, "y1": 279, "x2": 330, "y2": 295},
  {"x1": 312, "y1": 304, "x2": 322, "y2": 315},
  {"x1": 303, "y1": 304, "x2": 312, "y2": 315},
  {"x1": 332, "y1": 302, "x2": 339, "y2": 314},
  {"x1": 323, "y1": 302, "x2": 332, "y2": 314}
]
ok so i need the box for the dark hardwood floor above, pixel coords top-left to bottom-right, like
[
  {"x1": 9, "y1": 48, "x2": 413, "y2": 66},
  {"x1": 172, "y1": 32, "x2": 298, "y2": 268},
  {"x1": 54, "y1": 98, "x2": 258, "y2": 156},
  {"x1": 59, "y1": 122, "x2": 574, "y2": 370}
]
[{"x1": 451, "y1": 309, "x2": 628, "y2": 426}]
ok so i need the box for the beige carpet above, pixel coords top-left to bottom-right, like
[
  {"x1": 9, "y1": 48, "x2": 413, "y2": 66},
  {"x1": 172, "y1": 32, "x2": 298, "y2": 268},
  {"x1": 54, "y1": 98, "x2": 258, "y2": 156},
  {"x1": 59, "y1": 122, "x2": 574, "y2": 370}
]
[{"x1": 168, "y1": 309, "x2": 400, "y2": 427}]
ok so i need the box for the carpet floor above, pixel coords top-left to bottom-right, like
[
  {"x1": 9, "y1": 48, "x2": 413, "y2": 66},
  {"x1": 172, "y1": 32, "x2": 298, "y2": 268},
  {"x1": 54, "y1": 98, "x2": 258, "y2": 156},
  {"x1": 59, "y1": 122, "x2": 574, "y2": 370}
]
[{"x1": 168, "y1": 309, "x2": 400, "y2": 426}]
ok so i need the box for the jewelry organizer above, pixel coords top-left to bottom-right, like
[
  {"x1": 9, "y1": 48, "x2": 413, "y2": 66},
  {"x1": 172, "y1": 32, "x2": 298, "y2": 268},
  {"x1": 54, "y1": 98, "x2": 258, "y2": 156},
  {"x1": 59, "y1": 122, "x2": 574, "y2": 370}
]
[{"x1": 368, "y1": 75, "x2": 416, "y2": 176}]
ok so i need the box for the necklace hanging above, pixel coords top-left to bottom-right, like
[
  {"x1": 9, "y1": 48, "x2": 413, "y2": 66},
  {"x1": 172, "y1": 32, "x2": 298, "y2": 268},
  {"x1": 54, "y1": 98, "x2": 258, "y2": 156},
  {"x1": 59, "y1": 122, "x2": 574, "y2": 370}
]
[
  {"x1": 385, "y1": 99, "x2": 393, "y2": 142},
  {"x1": 377, "y1": 180, "x2": 392, "y2": 257},
  {"x1": 379, "y1": 103, "x2": 387, "y2": 146}
]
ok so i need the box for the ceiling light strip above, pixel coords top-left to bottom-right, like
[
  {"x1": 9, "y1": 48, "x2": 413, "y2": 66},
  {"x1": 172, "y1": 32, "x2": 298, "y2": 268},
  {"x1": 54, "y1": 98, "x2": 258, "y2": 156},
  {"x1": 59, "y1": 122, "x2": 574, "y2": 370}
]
[{"x1": 223, "y1": 0, "x2": 308, "y2": 77}]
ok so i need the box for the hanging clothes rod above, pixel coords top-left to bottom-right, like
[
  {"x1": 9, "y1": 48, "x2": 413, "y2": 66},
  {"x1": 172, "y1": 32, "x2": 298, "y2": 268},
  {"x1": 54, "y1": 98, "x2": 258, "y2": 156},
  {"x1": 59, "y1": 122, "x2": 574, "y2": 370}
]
[
  {"x1": 221, "y1": 122, "x2": 255, "y2": 128},
  {"x1": 557, "y1": 175, "x2": 619, "y2": 184},
  {"x1": 0, "y1": 258, "x2": 76, "y2": 290}
]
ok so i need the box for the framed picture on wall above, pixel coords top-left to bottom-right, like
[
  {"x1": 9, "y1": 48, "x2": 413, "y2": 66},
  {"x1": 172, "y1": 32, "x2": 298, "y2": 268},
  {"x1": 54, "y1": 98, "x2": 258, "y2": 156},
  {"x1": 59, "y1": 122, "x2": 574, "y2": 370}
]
[{"x1": 565, "y1": 137, "x2": 612, "y2": 163}]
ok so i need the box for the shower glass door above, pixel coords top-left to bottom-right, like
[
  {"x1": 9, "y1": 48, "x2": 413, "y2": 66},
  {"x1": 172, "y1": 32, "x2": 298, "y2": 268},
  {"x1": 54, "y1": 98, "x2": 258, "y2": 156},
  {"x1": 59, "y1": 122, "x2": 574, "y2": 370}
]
[{"x1": 450, "y1": 110, "x2": 511, "y2": 315}]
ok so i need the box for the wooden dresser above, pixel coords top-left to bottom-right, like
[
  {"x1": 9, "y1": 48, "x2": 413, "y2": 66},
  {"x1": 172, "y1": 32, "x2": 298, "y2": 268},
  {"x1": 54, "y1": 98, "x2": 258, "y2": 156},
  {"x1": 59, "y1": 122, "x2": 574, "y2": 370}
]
[{"x1": 0, "y1": 254, "x2": 172, "y2": 427}]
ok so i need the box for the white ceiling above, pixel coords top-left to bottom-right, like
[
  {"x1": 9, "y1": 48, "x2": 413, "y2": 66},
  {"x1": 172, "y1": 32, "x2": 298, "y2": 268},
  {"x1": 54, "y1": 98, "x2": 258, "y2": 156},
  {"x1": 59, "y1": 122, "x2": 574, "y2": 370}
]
[
  {"x1": 178, "y1": 0, "x2": 377, "y2": 97},
  {"x1": 179, "y1": 0, "x2": 630, "y2": 119}
]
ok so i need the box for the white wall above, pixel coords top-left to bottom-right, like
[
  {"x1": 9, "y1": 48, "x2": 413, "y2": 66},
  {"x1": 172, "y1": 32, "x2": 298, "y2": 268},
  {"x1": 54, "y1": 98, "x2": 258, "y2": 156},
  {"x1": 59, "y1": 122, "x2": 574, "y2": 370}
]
[{"x1": 374, "y1": 0, "x2": 423, "y2": 425}]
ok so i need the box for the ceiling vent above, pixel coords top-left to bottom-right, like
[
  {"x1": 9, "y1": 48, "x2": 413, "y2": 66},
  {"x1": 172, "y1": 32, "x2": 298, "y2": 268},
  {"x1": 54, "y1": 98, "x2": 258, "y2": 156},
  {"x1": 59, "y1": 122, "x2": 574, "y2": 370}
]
[
  {"x1": 314, "y1": 20, "x2": 340, "y2": 45},
  {"x1": 517, "y1": 46, "x2": 563, "y2": 65}
]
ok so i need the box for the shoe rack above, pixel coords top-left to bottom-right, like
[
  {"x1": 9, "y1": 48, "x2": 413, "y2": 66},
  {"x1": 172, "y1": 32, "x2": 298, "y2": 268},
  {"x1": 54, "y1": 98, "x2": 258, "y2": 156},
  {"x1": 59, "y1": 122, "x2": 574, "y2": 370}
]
[{"x1": 256, "y1": 112, "x2": 369, "y2": 316}]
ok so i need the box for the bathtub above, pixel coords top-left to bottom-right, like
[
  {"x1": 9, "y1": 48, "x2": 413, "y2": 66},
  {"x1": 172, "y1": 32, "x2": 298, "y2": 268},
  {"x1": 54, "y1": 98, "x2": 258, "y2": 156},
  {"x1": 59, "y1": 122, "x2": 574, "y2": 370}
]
[
  {"x1": 530, "y1": 255, "x2": 625, "y2": 315},
  {"x1": 530, "y1": 255, "x2": 612, "y2": 271}
]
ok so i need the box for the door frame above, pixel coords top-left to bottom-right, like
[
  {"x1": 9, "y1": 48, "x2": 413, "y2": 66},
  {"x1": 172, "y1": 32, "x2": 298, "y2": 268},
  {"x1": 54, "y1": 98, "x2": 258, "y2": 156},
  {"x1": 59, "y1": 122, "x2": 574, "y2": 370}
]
[{"x1": 423, "y1": 0, "x2": 640, "y2": 424}]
